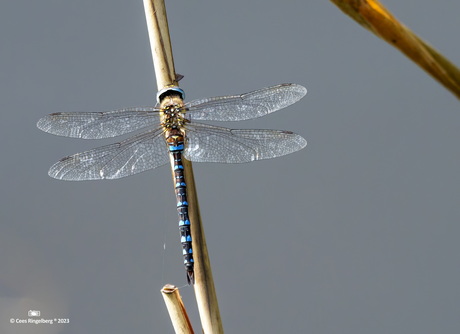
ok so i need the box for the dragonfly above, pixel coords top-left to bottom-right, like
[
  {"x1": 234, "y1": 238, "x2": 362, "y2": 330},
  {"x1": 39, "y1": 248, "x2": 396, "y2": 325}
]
[{"x1": 37, "y1": 83, "x2": 307, "y2": 284}]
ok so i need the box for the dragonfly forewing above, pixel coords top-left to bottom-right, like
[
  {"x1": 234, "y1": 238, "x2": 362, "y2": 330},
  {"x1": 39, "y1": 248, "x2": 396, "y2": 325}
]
[
  {"x1": 185, "y1": 83, "x2": 307, "y2": 122},
  {"x1": 37, "y1": 107, "x2": 161, "y2": 139}
]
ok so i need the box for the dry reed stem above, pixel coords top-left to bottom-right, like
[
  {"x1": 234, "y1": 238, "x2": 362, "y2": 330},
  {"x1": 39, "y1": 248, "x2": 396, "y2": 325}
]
[
  {"x1": 143, "y1": 0, "x2": 224, "y2": 333},
  {"x1": 331, "y1": 0, "x2": 460, "y2": 99},
  {"x1": 161, "y1": 285, "x2": 194, "y2": 334}
]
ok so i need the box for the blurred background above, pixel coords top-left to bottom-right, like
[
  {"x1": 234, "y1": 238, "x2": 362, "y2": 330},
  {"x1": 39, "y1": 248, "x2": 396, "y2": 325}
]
[{"x1": 0, "y1": 1, "x2": 459, "y2": 333}]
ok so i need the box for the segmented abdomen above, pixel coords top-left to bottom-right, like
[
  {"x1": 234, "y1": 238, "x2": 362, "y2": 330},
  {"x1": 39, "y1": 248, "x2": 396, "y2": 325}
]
[{"x1": 166, "y1": 130, "x2": 194, "y2": 284}]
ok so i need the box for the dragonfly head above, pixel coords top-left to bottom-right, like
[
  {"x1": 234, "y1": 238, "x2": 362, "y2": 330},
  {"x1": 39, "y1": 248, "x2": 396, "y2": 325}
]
[{"x1": 157, "y1": 86, "x2": 185, "y2": 103}]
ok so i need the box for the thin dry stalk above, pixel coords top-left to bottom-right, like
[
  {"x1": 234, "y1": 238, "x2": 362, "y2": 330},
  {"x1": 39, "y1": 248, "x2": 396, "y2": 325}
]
[
  {"x1": 142, "y1": 0, "x2": 224, "y2": 333},
  {"x1": 331, "y1": 0, "x2": 460, "y2": 99},
  {"x1": 161, "y1": 285, "x2": 194, "y2": 334}
]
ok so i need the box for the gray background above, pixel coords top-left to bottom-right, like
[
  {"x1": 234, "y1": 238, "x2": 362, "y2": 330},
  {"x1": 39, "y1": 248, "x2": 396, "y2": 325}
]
[{"x1": 1, "y1": 1, "x2": 459, "y2": 333}]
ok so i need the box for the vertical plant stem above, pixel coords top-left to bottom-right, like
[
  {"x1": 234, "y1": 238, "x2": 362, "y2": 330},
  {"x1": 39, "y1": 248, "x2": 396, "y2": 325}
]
[{"x1": 142, "y1": 1, "x2": 224, "y2": 333}]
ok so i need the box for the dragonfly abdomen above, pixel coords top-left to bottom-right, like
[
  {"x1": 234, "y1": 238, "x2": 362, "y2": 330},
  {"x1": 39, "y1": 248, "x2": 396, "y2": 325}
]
[{"x1": 167, "y1": 130, "x2": 194, "y2": 284}]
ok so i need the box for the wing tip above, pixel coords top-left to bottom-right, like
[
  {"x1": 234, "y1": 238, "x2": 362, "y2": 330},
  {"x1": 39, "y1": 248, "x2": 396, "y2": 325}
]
[
  {"x1": 288, "y1": 83, "x2": 307, "y2": 97},
  {"x1": 36, "y1": 117, "x2": 47, "y2": 131}
]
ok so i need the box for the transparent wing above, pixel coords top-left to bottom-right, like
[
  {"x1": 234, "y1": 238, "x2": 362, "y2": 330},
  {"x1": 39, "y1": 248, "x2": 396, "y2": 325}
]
[
  {"x1": 184, "y1": 83, "x2": 306, "y2": 122},
  {"x1": 37, "y1": 107, "x2": 161, "y2": 139},
  {"x1": 184, "y1": 123, "x2": 307, "y2": 163},
  {"x1": 49, "y1": 127, "x2": 169, "y2": 180}
]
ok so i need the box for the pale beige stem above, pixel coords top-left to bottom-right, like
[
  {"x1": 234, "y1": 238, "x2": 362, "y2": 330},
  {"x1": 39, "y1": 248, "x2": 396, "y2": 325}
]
[
  {"x1": 161, "y1": 285, "x2": 194, "y2": 334},
  {"x1": 142, "y1": 1, "x2": 224, "y2": 333},
  {"x1": 143, "y1": 0, "x2": 176, "y2": 88}
]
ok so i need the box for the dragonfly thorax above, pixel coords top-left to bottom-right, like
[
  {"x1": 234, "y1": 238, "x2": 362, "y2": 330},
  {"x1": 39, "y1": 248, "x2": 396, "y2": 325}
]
[{"x1": 160, "y1": 96, "x2": 188, "y2": 129}]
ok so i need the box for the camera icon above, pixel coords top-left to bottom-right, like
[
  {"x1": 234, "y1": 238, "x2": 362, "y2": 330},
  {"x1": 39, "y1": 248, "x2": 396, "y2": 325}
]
[{"x1": 28, "y1": 310, "x2": 40, "y2": 317}]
